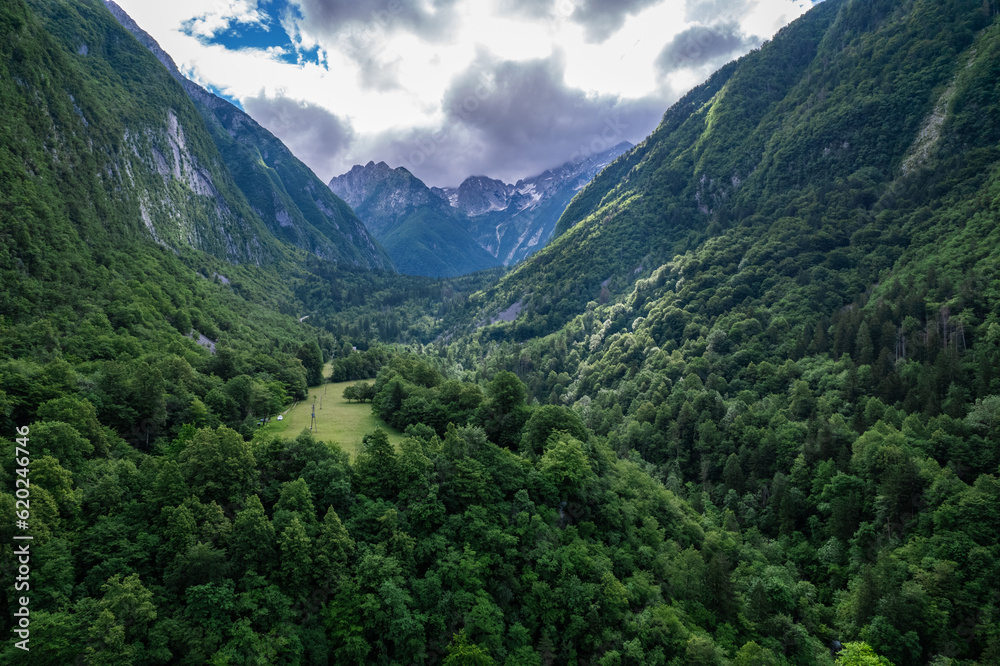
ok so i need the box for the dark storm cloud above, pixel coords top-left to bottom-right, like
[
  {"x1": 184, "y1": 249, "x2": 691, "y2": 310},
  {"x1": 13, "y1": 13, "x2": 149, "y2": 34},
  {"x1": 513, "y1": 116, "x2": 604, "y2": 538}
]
[
  {"x1": 655, "y1": 22, "x2": 756, "y2": 74},
  {"x1": 353, "y1": 126, "x2": 480, "y2": 188},
  {"x1": 359, "y1": 52, "x2": 666, "y2": 187},
  {"x1": 489, "y1": 0, "x2": 666, "y2": 43},
  {"x1": 569, "y1": 0, "x2": 664, "y2": 42},
  {"x1": 682, "y1": 0, "x2": 753, "y2": 25},
  {"x1": 287, "y1": 0, "x2": 455, "y2": 90},
  {"x1": 242, "y1": 94, "x2": 354, "y2": 179},
  {"x1": 290, "y1": 0, "x2": 459, "y2": 40},
  {"x1": 494, "y1": 0, "x2": 557, "y2": 19},
  {"x1": 263, "y1": 0, "x2": 780, "y2": 185}
]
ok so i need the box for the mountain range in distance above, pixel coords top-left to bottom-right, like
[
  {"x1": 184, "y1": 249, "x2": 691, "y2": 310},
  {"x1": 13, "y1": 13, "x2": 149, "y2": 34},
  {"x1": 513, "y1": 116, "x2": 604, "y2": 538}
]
[{"x1": 329, "y1": 141, "x2": 631, "y2": 277}]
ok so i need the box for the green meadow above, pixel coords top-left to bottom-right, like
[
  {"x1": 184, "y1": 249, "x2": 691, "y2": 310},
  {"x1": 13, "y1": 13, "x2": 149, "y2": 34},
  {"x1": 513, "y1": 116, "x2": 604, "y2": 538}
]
[{"x1": 257, "y1": 380, "x2": 404, "y2": 459}]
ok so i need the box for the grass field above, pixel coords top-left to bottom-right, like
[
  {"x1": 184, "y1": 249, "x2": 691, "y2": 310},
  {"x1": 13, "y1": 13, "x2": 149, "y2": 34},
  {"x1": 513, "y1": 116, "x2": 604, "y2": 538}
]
[{"x1": 255, "y1": 380, "x2": 404, "y2": 459}]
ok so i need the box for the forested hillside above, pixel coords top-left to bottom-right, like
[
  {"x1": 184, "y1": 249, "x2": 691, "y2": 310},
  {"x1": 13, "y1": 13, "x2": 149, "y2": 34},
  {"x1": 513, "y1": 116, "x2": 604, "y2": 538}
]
[
  {"x1": 0, "y1": 0, "x2": 501, "y2": 659},
  {"x1": 2, "y1": 0, "x2": 1000, "y2": 663},
  {"x1": 419, "y1": 0, "x2": 1000, "y2": 662}
]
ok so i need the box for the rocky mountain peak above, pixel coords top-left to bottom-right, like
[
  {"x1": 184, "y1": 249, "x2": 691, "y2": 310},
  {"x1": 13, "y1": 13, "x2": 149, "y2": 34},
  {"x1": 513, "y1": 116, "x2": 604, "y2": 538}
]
[
  {"x1": 452, "y1": 176, "x2": 516, "y2": 216},
  {"x1": 336, "y1": 140, "x2": 635, "y2": 271},
  {"x1": 329, "y1": 161, "x2": 432, "y2": 213}
]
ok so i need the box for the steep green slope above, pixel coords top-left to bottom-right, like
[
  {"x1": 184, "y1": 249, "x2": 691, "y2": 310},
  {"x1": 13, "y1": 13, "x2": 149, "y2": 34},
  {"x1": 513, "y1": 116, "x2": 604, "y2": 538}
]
[
  {"x1": 3, "y1": 0, "x2": 287, "y2": 269},
  {"x1": 477, "y1": 0, "x2": 994, "y2": 340},
  {"x1": 422, "y1": 0, "x2": 1000, "y2": 662},
  {"x1": 0, "y1": 0, "x2": 344, "y2": 437},
  {"x1": 105, "y1": 1, "x2": 392, "y2": 271},
  {"x1": 379, "y1": 205, "x2": 502, "y2": 278},
  {"x1": 202, "y1": 102, "x2": 392, "y2": 269}
]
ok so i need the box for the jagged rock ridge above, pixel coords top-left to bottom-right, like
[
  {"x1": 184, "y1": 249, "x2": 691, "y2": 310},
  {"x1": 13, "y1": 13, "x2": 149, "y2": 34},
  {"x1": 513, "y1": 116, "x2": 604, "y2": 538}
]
[
  {"x1": 331, "y1": 141, "x2": 632, "y2": 275},
  {"x1": 432, "y1": 142, "x2": 633, "y2": 264}
]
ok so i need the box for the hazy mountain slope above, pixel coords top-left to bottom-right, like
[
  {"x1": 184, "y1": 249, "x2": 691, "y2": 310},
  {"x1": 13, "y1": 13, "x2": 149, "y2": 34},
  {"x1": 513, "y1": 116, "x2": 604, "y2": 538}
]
[
  {"x1": 105, "y1": 1, "x2": 393, "y2": 270},
  {"x1": 331, "y1": 161, "x2": 448, "y2": 238},
  {"x1": 329, "y1": 161, "x2": 500, "y2": 277}
]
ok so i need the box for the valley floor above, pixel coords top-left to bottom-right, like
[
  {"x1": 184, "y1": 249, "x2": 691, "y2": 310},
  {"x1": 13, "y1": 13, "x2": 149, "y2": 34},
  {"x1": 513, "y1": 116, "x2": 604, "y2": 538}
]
[{"x1": 257, "y1": 380, "x2": 404, "y2": 458}]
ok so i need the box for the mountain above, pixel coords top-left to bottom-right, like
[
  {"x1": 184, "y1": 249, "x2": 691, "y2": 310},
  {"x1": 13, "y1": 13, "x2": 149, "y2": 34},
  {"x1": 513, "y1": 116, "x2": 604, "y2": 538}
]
[
  {"x1": 329, "y1": 161, "x2": 500, "y2": 277},
  {"x1": 104, "y1": 1, "x2": 392, "y2": 271},
  {"x1": 426, "y1": 0, "x2": 1000, "y2": 662},
  {"x1": 0, "y1": 0, "x2": 299, "y2": 271},
  {"x1": 7, "y1": 0, "x2": 1000, "y2": 663},
  {"x1": 331, "y1": 142, "x2": 632, "y2": 276},
  {"x1": 472, "y1": 0, "x2": 1000, "y2": 341},
  {"x1": 433, "y1": 141, "x2": 632, "y2": 264}
]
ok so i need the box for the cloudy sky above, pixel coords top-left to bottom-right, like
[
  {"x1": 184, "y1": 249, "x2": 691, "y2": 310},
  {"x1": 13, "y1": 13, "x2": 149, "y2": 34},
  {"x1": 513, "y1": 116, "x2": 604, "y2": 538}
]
[{"x1": 115, "y1": 0, "x2": 818, "y2": 187}]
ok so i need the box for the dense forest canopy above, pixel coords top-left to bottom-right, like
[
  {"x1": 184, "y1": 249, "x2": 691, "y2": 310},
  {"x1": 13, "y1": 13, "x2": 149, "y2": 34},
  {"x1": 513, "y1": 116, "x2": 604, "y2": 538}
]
[{"x1": 2, "y1": 0, "x2": 1000, "y2": 664}]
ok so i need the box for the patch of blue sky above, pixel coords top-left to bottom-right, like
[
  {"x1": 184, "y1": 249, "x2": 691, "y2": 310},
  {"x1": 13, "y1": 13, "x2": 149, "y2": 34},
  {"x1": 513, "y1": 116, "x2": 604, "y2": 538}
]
[
  {"x1": 182, "y1": 12, "x2": 290, "y2": 53},
  {"x1": 180, "y1": 0, "x2": 322, "y2": 68},
  {"x1": 281, "y1": 43, "x2": 323, "y2": 66}
]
